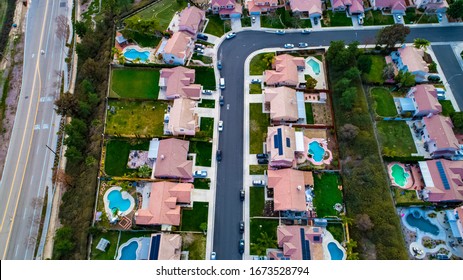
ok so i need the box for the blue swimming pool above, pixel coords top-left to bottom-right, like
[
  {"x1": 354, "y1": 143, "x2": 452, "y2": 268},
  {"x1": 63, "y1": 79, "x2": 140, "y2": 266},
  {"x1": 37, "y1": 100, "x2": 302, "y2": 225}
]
[
  {"x1": 119, "y1": 240, "x2": 138, "y2": 260},
  {"x1": 108, "y1": 190, "x2": 131, "y2": 212},
  {"x1": 308, "y1": 141, "x2": 325, "y2": 162},
  {"x1": 405, "y1": 212, "x2": 440, "y2": 236},
  {"x1": 328, "y1": 242, "x2": 344, "y2": 260},
  {"x1": 307, "y1": 59, "x2": 320, "y2": 75},
  {"x1": 124, "y1": 49, "x2": 150, "y2": 61}
]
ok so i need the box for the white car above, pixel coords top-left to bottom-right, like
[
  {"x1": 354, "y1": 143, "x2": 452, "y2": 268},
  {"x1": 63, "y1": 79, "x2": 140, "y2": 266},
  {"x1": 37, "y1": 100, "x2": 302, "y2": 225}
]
[
  {"x1": 226, "y1": 32, "x2": 236, "y2": 40},
  {"x1": 193, "y1": 170, "x2": 208, "y2": 178},
  {"x1": 218, "y1": 120, "x2": 223, "y2": 132},
  {"x1": 252, "y1": 180, "x2": 266, "y2": 186},
  {"x1": 284, "y1": 43, "x2": 294, "y2": 49},
  {"x1": 298, "y1": 42, "x2": 309, "y2": 48},
  {"x1": 251, "y1": 78, "x2": 261, "y2": 84},
  {"x1": 396, "y1": 15, "x2": 402, "y2": 21},
  {"x1": 211, "y1": 252, "x2": 216, "y2": 260}
]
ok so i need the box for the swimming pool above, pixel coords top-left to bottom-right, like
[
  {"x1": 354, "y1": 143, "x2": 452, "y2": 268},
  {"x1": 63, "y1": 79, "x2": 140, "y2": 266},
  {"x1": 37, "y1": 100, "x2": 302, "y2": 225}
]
[
  {"x1": 391, "y1": 164, "x2": 410, "y2": 187},
  {"x1": 124, "y1": 48, "x2": 150, "y2": 61},
  {"x1": 307, "y1": 59, "x2": 320, "y2": 75},
  {"x1": 328, "y1": 242, "x2": 344, "y2": 260},
  {"x1": 118, "y1": 240, "x2": 138, "y2": 260},
  {"x1": 308, "y1": 141, "x2": 325, "y2": 162},
  {"x1": 405, "y1": 211, "x2": 439, "y2": 236},
  {"x1": 108, "y1": 190, "x2": 131, "y2": 212}
]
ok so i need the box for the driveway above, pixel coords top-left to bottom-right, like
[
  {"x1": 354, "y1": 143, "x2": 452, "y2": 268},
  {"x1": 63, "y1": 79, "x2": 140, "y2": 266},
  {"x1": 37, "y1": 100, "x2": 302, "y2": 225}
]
[{"x1": 231, "y1": 17, "x2": 242, "y2": 31}]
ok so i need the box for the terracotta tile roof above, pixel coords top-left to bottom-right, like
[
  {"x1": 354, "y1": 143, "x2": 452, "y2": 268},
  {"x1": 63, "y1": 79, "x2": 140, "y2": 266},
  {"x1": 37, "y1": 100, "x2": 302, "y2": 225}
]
[
  {"x1": 178, "y1": 6, "x2": 205, "y2": 35},
  {"x1": 168, "y1": 98, "x2": 198, "y2": 136},
  {"x1": 160, "y1": 66, "x2": 201, "y2": 99},
  {"x1": 271, "y1": 225, "x2": 323, "y2": 260},
  {"x1": 422, "y1": 160, "x2": 463, "y2": 202},
  {"x1": 289, "y1": 0, "x2": 322, "y2": 14},
  {"x1": 409, "y1": 84, "x2": 441, "y2": 114},
  {"x1": 265, "y1": 54, "x2": 305, "y2": 86},
  {"x1": 398, "y1": 46, "x2": 428, "y2": 73},
  {"x1": 154, "y1": 138, "x2": 193, "y2": 180},
  {"x1": 264, "y1": 87, "x2": 299, "y2": 122},
  {"x1": 267, "y1": 125, "x2": 297, "y2": 167},
  {"x1": 424, "y1": 115, "x2": 459, "y2": 150},
  {"x1": 153, "y1": 233, "x2": 182, "y2": 260},
  {"x1": 375, "y1": 0, "x2": 406, "y2": 10},
  {"x1": 163, "y1": 31, "x2": 193, "y2": 62}
]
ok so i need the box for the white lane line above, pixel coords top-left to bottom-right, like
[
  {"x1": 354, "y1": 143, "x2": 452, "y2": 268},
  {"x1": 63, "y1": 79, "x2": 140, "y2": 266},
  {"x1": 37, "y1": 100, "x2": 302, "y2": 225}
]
[
  {"x1": 14, "y1": 245, "x2": 19, "y2": 257},
  {"x1": 23, "y1": 208, "x2": 28, "y2": 220},
  {"x1": 42, "y1": 124, "x2": 49, "y2": 130}
]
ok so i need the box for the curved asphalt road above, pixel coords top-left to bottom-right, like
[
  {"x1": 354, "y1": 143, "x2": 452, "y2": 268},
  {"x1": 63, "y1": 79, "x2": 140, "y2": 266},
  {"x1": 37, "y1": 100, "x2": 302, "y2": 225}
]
[{"x1": 213, "y1": 26, "x2": 463, "y2": 260}]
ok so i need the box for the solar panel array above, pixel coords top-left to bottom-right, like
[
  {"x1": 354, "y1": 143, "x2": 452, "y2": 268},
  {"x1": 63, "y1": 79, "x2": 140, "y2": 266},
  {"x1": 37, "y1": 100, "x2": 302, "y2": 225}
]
[
  {"x1": 300, "y1": 228, "x2": 311, "y2": 260},
  {"x1": 149, "y1": 235, "x2": 161, "y2": 260},
  {"x1": 436, "y1": 161, "x2": 451, "y2": 190},
  {"x1": 273, "y1": 128, "x2": 283, "y2": 155}
]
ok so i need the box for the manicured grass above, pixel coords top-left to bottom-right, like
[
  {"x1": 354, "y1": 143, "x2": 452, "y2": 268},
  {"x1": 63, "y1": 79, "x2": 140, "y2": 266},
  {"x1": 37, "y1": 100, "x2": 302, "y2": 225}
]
[
  {"x1": 260, "y1": 14, "x2": 284, "y2": 29},
  {"x1": 130, "y1": 31, "x2": 162, "y2": 48},
  {"x1": 189, "y1": 141, "x2": 212, "y2": 167},
  {"x1": 198, "y1": 99, "x2": 215, "y2": 108},
  {"x1": 249, "y1": 218, "x2": 279, "y2": 255},
  {"x1": 104, "y1": 139, "x2": 150, "y2": 176},
  {"x1": 181, "y1": 202, "x2": 209, "y2": 232},
  {"x1": 361, "y1": 55, "x2": 386, "y2": 84},
  {"x1": 249, "y1": 103, "x2": 270, "y2": 154},
  {"x1": 250, "y1": 187, "x2": 265, "y2": 217},
  {"x1": 322, "y1": 10, "x2": 353, "y2": 27},
  {"x1": 181, "y1": 233, "x2": 206, "y2": 260},
  {"x1": 313, "y1": 173, "x2": 343, "y2": 218},
  {"x1": 327, "y1": 223, "x2": 344, "y2": 243},
  {"x1": 404, "y1": 8, "x2": 437, "y2": 24},
  {"x1": 439, "y1": 100, "x2": 456, "y2": 117},
  {"x1": 249, "y1": 83, "x2": 262, "y2": 94},
  {"x1": 90, "y1": 231, "x2": 119, "y2": 260},
  {"x1": 305, "y1": 103, "x2": 314, "y2": 124},
  {"x1": 371, "y1": 87, "x2": 397, "y2": 117},
  {"x1": 250, "y1": 52, "x2": 274, "y2": 76},
  {"x1": 106, "y1": 100, "x2": 168, "y2": 136},
  {"x1": 249, "y1": 164, "x2": 267, "y2": 175},
  {"x1": 192, "y1": 53, "x2": 213, "y2": 64},
  {"x1": 393, "y1": 188, "x2": 427, "y2": 206},
  {"x1": 260, "y1": 8, "x2": 312, "y2": 29},
  {"x1": 110, "y1": 68, "x2": 160, "y2": 99},
  {"x1": 204, "y1": 14, "x2": 229, "y2": 37},
  {"x1": 363, "y1": 10, "x2": 395, "y2": 26},
  {"x1": 193, "y1": 178, "x2": 210, "y2": 190},
  {"x1": 133, "y1": 0, "x2": 188, "y2": 30},
  {"x1": 199, "y1": 117, "x2": 214, "y2": 139},
  {"x1": 416, "y1": 13, "x2": 438, "y2": 24},
  {"x1": 377, "y1": 121, "x2": 417, "y2": 157},
  {"x1": 195, "y1": 67, "x2": 216, "y2": 90}
]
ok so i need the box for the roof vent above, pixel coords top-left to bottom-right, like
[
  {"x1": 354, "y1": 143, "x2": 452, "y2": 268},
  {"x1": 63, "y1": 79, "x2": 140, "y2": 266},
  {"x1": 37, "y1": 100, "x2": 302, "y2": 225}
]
[
  {"x1": 161, "y1": 155, "x2": 165, "y2": 160},
  {"x1": 297, "y1": 185, "x2": 302, "y2": 191}
]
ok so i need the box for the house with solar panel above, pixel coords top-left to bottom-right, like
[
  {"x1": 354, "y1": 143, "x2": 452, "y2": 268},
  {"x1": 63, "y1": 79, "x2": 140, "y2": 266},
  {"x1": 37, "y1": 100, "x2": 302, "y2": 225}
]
[
  {"x1": 144, "y1": 233, "x2": 183, "y2": 260},
  {"x1": 266, "y1": 126, "x2": 308, "y2": 168}
]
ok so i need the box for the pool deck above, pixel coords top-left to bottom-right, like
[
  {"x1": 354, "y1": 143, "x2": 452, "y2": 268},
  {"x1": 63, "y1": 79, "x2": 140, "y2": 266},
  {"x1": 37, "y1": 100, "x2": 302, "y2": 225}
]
[
  {"x1": 303, "y1": 56, "x2": 327, "y2": 90},
  {"x1": 305, "y1": 138, "x2": 333, "y2": 166},
  {"x1": 122, "y1": 45, "x2": 156, "y2": 63},
  {"x1": 387, "y1": 162, "x2": 424, "y2": 190},
  {"x1": 322, "y1": 229, "x2": 346, "y2": 260},
  {"x1": 103, "y1": 186, "x2": 136, "y2": 220}
]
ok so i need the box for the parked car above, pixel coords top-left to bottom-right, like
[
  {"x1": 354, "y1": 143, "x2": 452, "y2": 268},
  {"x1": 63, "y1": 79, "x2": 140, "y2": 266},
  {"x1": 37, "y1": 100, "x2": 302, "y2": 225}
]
[
  {"x1": 220, "y1": 78, "x2": 225, "y2": 89},
  {"x1": 202, "y1": 89, "x2": 213, "y2": 95},
  {"x1": 251, "y1": 16, "x2": 256, "y2": 23},
  {"x1": 437, "y1": 13, "x2": 443, "y2": 22},
  {"x1": 358, "y1": 16, "x2": 364, "y2": 25},
  {"x1": 250, "y1": 78, "x2": 261, "y2": 84},
  {"x1": 301, "y1": 29, "x2": 311, "y2": 34},
  {"x1": 194, "y1": 47, "x2": 204, "y2": 54},
  {"x1": 217, "y1": 60, "x2": 222, "y2": 70},
  {"x1": 284, "y1": 43, "x2": 294, "y2": 49},
  {"x1": 218, "y1": 120, "x2": 224, "y2": 132},
  {"x1": 193, "y1": 170, "x2": 208, "y2": 178},
  {"x1": 216, "y1": 150, "x2": 222, "y2": 162},
  {"x1": 276, "y1": 29, "x2": 285, "y2": 35},
  {"x1": 210, "y1": 252, "x2": 216, "y2": 260},
  {"x1": 226, "y1": 32, "x2": 236, "y2": 40},
  {"x1": 252, "y1": 180, "x2": 266, "y2": 186},
  {"x1": 298, "y1": 42, "x2": 308, "y2": 48},
  {"x1": 239, "y1": 239, "x2": 245, "y2": 254},
  {"x1": 258, "y1": 158, "x2": 268, "y2": 164},
  {"x1": 195, "y1": 43, "x2": 205, "y2": 49},
  {"x1": 197, "y1": 33, "x2": 209, "y2": 41},
  {"x1": 239, "y1": 221, "x2": 244, "y2": 233},
  {"x1": 256, "y1": 153, "x2": 268, "y2": 159},
  {"x1": 314, "y1": 17, "x2": 319, "y2": 25},
  {"x1": 240, "y1": 189, "x2": 245, "y2": 201},
  {"x1": 219, "y1": 95, "x2": 224, "y2": 106},
  {"x1": 396, "y1": 14, "x2": 402, "y2": 21}
]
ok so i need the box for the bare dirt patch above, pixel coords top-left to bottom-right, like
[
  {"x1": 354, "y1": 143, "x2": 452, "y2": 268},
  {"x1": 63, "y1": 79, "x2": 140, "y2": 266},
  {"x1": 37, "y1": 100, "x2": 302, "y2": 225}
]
[{"x1": 312, "y1": 103, "x2": 332, "y2": 125}]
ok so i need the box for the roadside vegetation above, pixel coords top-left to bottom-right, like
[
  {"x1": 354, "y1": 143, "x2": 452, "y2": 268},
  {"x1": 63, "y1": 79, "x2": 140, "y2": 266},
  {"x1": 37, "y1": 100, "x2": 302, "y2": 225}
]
[{"x1": 0, "y1": 0, "x2": 15, "y2": 56}]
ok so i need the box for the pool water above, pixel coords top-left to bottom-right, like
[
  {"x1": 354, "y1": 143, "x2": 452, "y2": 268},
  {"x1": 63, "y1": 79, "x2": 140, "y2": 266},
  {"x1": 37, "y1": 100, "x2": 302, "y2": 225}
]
[
  {"x1": 405, "y1": 213, "x2": 439, "y2": 236},
  {"x1": 119, "y1": 240, "x2": 138, "y2": 260},
  {"x1": 307, "y1": 59, "x2": 320, "y2": 75},
  {"x1": 124, "y1": 49, "x2": 150, "y2": 61},
  {"x1": 391, "y1": 164, "x2": 410, "y2": 187},
  {"x1": 328, "y1": 242, "x2": 344, "y2": 260},
  {"x1": 308, "y1": 141, "x2": 325, "y2": 162},
  {"x1": 108, "y1": 190, "x2": 131, "y2": 212}
]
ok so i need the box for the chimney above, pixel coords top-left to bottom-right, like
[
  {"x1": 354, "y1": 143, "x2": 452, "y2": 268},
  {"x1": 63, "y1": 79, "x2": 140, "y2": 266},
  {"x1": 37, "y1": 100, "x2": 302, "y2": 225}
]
[{"x1": 161, "y1": 155, "x2": 165, "y2": 160}]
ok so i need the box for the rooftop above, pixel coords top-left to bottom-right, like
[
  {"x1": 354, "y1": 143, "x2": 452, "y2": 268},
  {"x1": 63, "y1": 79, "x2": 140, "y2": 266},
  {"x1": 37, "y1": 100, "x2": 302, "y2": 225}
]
[
  {"x1": 265, "y1": 54, "x2": 305, "y2": 86},
  {"x1": 153, "y1": 138, "x2": 193, "y2": 180},
  {"x1": 419, "y1": 160, "x2": 463, "y2": 202},
  {"x1": 267, "y1": 169, "x2": 314, "y2": 211},
  {"x1": 160, "y1": 66, "x2": 201, "y2": 100},
  {"x1": 264, "y1": 87, "x2": 299, "y2": 122}
]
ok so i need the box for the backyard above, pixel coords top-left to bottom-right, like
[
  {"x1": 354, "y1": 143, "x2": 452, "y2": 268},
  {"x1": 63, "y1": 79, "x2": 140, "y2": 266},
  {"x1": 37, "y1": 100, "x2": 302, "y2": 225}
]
[
  {"x1": 249, "y1": 83, "x2": 262, "y2": 94},
  {"x1": 198, "y1": 117, "x2": 214, "y2": 139},
  {"x1": 90, "y1": 230, "x2": 155, "y2": 260},
  {"x1": 110, "y1": 68, "x2": 160, "y2": 99},
  {"x1": 132, "y1": 0, "x2": 188, "y2": 30},
  {"x1": 194, "y1": 67, "x2": 216, "y2": 90},
  {"x1": 106, "y1": 100, "x2": 169, "y2": 136},
  {"x1": 305, "y1": 103, "x2": 314, "y2": 124},
  {"x1": 189, "y1": 141, "x2": 212, "y2": 167},
  {"x1": 104, "y1": 139, "x2": 150, "y2": 176},
  {"x1": 393, "y1": 188, "x2": 427, "y2": 206},
  {"x1": 250, "y1": 187, "x2": 265, "y2": 217},
  {"x1": 250, "y1": 52, "x2": 274, "y2": 75},
  {"x1": 204, "y1": 14, "x2": 231, "y2": 37},
  {"x1": 180, "y1": 202, "x2": 209, "y2": 232},
  {"x1": 250, "y1": 218, "x2": 279, "y2": 256},
  {"x1": 313, "y1": 173, "x2": 343, "y2": 218},
  {"x1": 249, "y1": 103, "x2": 270, "y2": 154},
  {"x1": 370, "y1": 87, "x2": 397, "y2": 117},
  {"x1": 322, "y1": 11, "x2": 353, "y2": 27},
  {"x1": 377, "y1": 121, "x2": 417, "y2": 157},
  {"x1": 363, "y1": 10, "x2": 395, "y2": 26},
  {"x1": 361, "y1": 55, "x2": 386, "y2": 84}
]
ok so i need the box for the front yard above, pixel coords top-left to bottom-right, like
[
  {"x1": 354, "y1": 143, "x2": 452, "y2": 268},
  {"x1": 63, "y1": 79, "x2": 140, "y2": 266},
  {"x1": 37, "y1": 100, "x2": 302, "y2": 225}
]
[
  {"x1": 370, "y1": 87, "x2": 397, "y2": 117},
  {"x1": 194, "y1": 67, "x2": 216, "y2": 90},
  {"x1": 363, "y1": 10, "x2": 395, "y2": 26},
  {"x1": 250, "y1": 187, "x2": 265, "y2": 217},
  {"x1": 180, "y1": 202, "x2": 209, "y2": 232},
  {"x1": 249, "y1": 52, "x2": 274, "y2": 75},
  {"x1": 361, "y1": 55, "x2": 386, "y2": 84},
  {"x1": 249, "y1": 103, "x2": 270, "y2": 154},
  {"x1": 404, "y1": 8, "x2": 439, "y2": 24},
  {"x1": 181, "y1": 233, "x2": 206, "y2": 260},
  {"x1": 198, "y1": 117, "x2": 214, "y2": 139},
  {"x1": 260, "y1": 8, "x2": 312, "y2": 29},
  {"x1": 249, "y1": 83, "x2": 262, "y2": 94},
  {"x1": 249, "y1": 218, "x2": 279, "y2": 256},
  {"x1": 104, "y1": 139, "x2": 150, "y2": 176},
  {"x1": 193, "y1": 178, "x2": 210, "y2": 190},
  {"x1": 313, "y1": 173, "x2": 343, "y2": 218},
  {"x1": 110, "y1": 68, "x2": 160, "y2": 99},
  {"x1": 322, "y1": 11, "x2": 353, "y2": 27},
  {"x1": 439, "y1": 100, "x2": 455, "y2": 116},
  {"x1": 198, "y1": 99, "x2": 215, "y2": 108},
  {"x1": 204, "y1": 14, "x2": 230, "y2": 37},
  {"x1": 249, "y1": 164, "x2": 267, "y2": 175},
  {"x1": 377, "y1": 121, "x2": 417, "y2": 157},
  {"x1": 189, "y1": 141, "x2": 212, "y2": 167}
]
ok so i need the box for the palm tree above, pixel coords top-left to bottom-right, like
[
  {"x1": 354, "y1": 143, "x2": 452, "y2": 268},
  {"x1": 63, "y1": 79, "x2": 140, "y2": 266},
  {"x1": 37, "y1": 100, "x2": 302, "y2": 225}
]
[
  {"x1": 413, "y1": 38, "x2": 430, "y2": 51},
  {"x1": 133, "y1": 57, "x2": 141, "y2": 64},
  {"x1": 345, "y1": 240, "x2": 359, "y2": 260},
  {"x1": 137, "y1": 165, "x2": 152, "y2": 178},
  {"x1": 251, "y1": 231, "x2": 278, "y2": 256}
]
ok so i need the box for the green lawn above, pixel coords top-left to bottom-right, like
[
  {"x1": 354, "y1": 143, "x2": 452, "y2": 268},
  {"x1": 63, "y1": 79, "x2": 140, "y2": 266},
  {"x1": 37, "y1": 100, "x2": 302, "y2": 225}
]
[
  {"x1": 241, "y1": 16, "x2": 252, "y2": 27},
  {"x1": 377, "y1": 121, "x2": 417, "y2": 157},
  {"x1": 313, "y1": 173, "x2": 343, "y2": 218},
  {"x1": 192, "y1": 53, "x2": 213, "y2": 64},
  {"x1": 189, "y1": 141, "x2": 212, "y2": 167},
  {"x1": 249, "y1": 83, "x2": 262, "y2": 94},
  {"x1": 204, "y1": 14, "x2": 230, "y2": 37},
  {"x1": 363, "y1": 10, "x2": 395, "y2": 26},
  {"x1": 361, "y1": 55, "x2": 386, "y2": 84},
  {"x1": 198, "y1": 99, "x2": 215, "y2": 108},
  {"x1": 249, "y1": 103, "x2": 270, "y2": 154},
  {"x1": 327, "y1": 223, "x2": 344, "y2": 243},
  {"x1": 132, "y1": 0, "x2": 188, "y2": 30},
  {"x1": 193, "y1": 178, "x2": 210, "y2": 190},
  {"x1": 104, "y1": 139, "x2": 150, "y2": 176},
  {"x1": 195, "y1": 67, "x2": 216, "y2": 90},
  {"x1": 181, "y1": 233, "x2": 206, "y2": 260},
  {"x1": 249, "y1": 164, "x2": 267, "y2": 175},
  {"x1": 181, "y1": 202, "x2": 209, "y2": 232},
  {"x1": 129, "y1": 31, "x2": 162, "y2": 48},
  {"x1": 250, "y1": 52, "x2": 274, "y2": 76},
  {"x1": 393, "y1": 188, "x2": 427, "y2": 206},
  {"x1": 260, "y1": 8, "x2": 312, "y2": 29},
  {"x1": 371, "y1": 87, "x2": 397, "y2": 117},
  {"x1": 90, "y1": 231, "x2": 120, "y2": 260},
  {"x1": 439, "y1": 100, "x2": 456, "y2": 117},
  {"x1": 110, "y1": 68, "x2": 160, "y2": 99},
  {"x1": 250, "y1": 218, "x2": 279, "y2": 255},
  {"x1": 250, "y1": 187, "x2": 265, "y2": 217},
  {"x1": 106, "y1": 100, "x2": 168, "y2": 137},
  {"x1": 305, "y1": 103, "x2": 314, "y2": 124},
  {"x1": 322, "y1": 10, "x2": 353, "y2": 27},
  {"x1": 199, "y1": 117, "x2": 214, "y2": 139}
]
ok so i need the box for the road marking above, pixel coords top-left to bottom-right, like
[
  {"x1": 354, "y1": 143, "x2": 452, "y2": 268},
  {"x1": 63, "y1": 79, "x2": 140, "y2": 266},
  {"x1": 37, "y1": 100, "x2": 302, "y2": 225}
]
[
  {"x1": 0, "y1": 0, "x2": 50, "y2": 259},
  {"x1": 23, "y1": 208, "x2": 28, "y2": 220},
  {"x1": 42, "y1": 124, "x2": 49, "y2": 129},
  {"x1": 14, "y1": 245, "x2": 19, "y2": 257},
  {"x1": 34, "y1": 124, "x2": 40, "y2": 130},
  {"x1": 227, "y1": 104, "x2": 230, "y2": 110},
  {"x1": 39, "y1": 96, "x2": 53, "y2": 102}
]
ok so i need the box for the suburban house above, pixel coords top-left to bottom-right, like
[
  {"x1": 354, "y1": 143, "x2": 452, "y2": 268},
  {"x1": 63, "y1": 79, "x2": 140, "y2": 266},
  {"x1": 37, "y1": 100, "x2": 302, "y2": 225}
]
[
  {"x1": 331, "y1": 0, "x2": 364, "y2": 15},
  {"x1": 399, "y1": 85, "x2": 442, "y2": 117},
  {"x1": 389, "y1": 46, "x2": 429, "y2": 82},
  {"x1": 135, "y1": 181, "x2": 193, "y2": 226},
  {"x1": 266, "y1": 225, "x2": 324, "y2": 260},
  {"x1": 153, "y1": 138, "x2": 193, "y2": 181},
  {"x1": 159, "y1": 66, "x2": 202, "y2": 100},
  {"x1": 419, "y1": 160, "x2": 463, "y2": 203},
  {"x1": 419, "y1": 114, "x2": 460, "y2": 158},
  {"x1": 413, "y1": 0, "x2": 448, "y2": 13},
  {"x1": 264, "y1": 54, "x2": 306, "y2": 87},
  {"x1": 267, "y1": 126, "x2": 297, "y2": 168},
  {"x1": 248, "y1": 0, "x2": 282, "y2": 15},
  {"x1": 178, "y1": 5, "x2": 206, "y2": 36},
  {"x1": 289, "y1": 0, "x2": 322, "y2": 19},
  {"x1": 370, "y1": 0, "x2": 407, "y2": 14},
  {"x1": 264, "y1": 87, "x2": 305, "y2": 123},
  {"x1": 210, "y1": 0, "x2": 243, "y2": 18},
  {"x1": 162, "y1": 31, "x2": 194, "y2": 65},
  {"x1": 267, "y1": 168, "x2": 314, "y2": 219},
  {"x1": 147, "y1": 233, "x2": 182, "y2": 260},
  {"x1": 167, "y1": 98, "x2": 198, "y2": 136},
  {"x1": 445, "y1": 206, "x2": 463, "y2": 243}
]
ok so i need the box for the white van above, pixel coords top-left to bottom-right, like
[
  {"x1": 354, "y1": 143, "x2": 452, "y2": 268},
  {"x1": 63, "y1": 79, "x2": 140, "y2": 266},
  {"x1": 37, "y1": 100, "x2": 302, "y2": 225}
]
[{"x1": 220, "y1": 78, "x2": 225, "y2": 89}]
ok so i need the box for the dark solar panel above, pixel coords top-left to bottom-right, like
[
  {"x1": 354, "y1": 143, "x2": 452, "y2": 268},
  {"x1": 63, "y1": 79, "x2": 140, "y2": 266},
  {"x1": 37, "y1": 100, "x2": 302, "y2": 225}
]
[
  {"x1": 300, "y1": 228, "x2": 311, "y2": 260},
  {"x1": 314, "y1": 236, "x2": 320, "y2": 242},
  {"x1": 149, "y1": 235, "x2": 161, "y2": 260},
  {"x1": 274, "y1": 128, "x2": 283, "y2": 155},
  {"x1": 436, "y1": 161, "x2": 451, "y2": 190},
  {"x1": 286, "y1": 137, "x2": 290, "y2": 148}
]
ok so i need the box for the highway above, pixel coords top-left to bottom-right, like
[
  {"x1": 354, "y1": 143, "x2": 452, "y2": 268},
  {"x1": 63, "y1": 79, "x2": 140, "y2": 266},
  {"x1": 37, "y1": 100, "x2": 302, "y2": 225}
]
[
  {"x1": 213, "y1": 26, "x2": 463, "y2": 259},
  {"x1": 0, "y1": 0, "x2": 65, "y2": 259}
]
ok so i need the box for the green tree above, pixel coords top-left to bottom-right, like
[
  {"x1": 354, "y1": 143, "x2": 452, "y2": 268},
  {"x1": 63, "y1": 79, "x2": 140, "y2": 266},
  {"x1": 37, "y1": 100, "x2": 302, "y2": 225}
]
[
  {"x1": 54, "y1": 92, "x2": 78, "y2": 116},
  {"x1": 53, "y1": 226, "x2": 76, "y2": 259},
  {"x1": 65, "y1": 146, "x2": 83, "y2": 162},
  {"x1": 383, "y1": 63, "x2": 395, "y2": 80},
  {"x1": 334, "y1": 77, "x2": 352, "y2": 94},
  {"x1": 394, "y1": 71, "x2": 416, "y2": 88},
  {"x1": 137, "y1": 165, "x2": 152, "y2": 178},
  {"x1": 124, "y1": 16, "x2": 161, "y2": 35},
  {"x1": 344, "y1": 67, "x2": 361, "y2": 80},
  {"x1": 376, "y1": 24, "x2": 410, "y2": 49},
  {"x1": 305, "y1": 75, "x2": 318, "y2": 89},
  {"x1": 340, "y1": 87, "x2": 357, "y2": 110},
  {"x1": 447, "y1": 0, "x2": 463, "y2": 19},
  {"x1": 200, "y1": 222, "x2": 208, "y2": 235},
  {"x1": 75, "y1": 21, "x2": 88, "y2": 37},
  {"x1": 451, "y1": 112, "x2": 463, "y2": 131},
  {"x1": 326, "y1": 41, "x2": 359, "y2": 71},
  {"x1": 251, "y1": 232, "x2": 278, "y2": 256},
  {"x1": 413, "y1": 38, "x2": 430, "y2": 51},
  {"x1": 346, "y1": 240, "x2": 359, "y2": 260},
  {"x1": 340, "y1": 124, "x2": 359, "y2": 142},
  {"x1": 357, "y1": 55, "x2": 372, "y2": 73}
]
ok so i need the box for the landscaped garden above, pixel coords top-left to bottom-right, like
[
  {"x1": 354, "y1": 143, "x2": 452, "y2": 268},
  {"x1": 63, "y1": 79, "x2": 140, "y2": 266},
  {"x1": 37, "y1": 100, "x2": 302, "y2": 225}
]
[
  {"x1": 180, "y1": 202, "x2": 209, "y2": 232},
  {"x1": 132, "y1": 0, "x2": 188, "y2": 30},
  {"x1": 322, "y1": 10, "x2": 353, "y2": 27},
  {"x1": 199, "y1": 117, "x2": 214, "y2": 139},
  {"x1": 404, "y1": 8, "x2": 438, "y2": 24},
  {"x1": 192, "y1": 53, "x2": 213, "y2": 64},
  {"x1": 249, "y1": 164, "x2": 267, "y2": 175},
  {"x1": 361, "y1": 55, "x2": 386, "y2": 84},
  {"x1": 198, "y1": 99, "x2": 215, "y2": 108},
  {"x1": 260, "y1": 8, "x2": 312, "y2": 29},
  {"x1": 90, "y1": 231, "x2": 120, "y2": 260},
  {"x1": 181, "y1": 233, "x2": 206, "y2": 260},
  {"x1": 250, "y1": 187, "x2": 265, "y2": 217},
  {"x1": 204, "y1": 14, "x2": 230, "y2": 37},
  {"x1": 189, "y1": 141, "x2": 212, "y2": 167},
  {"x1": 377, "y1": 121, "x2": 417, "y2": 157},
  {"x1": 110, "y1": 68, "x2": 160, "y2": 99},
  {"x1": 250, "y1": 219, "x2": 278, "y2": 256},
  {"x1": 305, "y1": 103, "x2": 314, "y2": 124},
  {"x1": 327, "y1": 223, "x2": 345, "y2": 243},
  {"x1": 313, "y1": 173, "x2": 343, "y2": 218},
  {"x1": 194, "y1": 67, "x2": 216, "y2": 90},
  {"x1": 393, "y1": 188, "x2": 427, "y2": 206},
  {"x1": 104, "y1": 139, "x2": 150, "y2": 176},
  {"x1": 249, "y1": 103, "x2": 270, "y2": 154},
  {"x1": 249, "y1": 83, "x2": 262, "y2": 94},
  {"x1": 250, "y1": 52, "x2": 274, "y2": 75},
  {"x1": 106, "y1": 100, "x2": 169, "y2": 136},
  {"x1": 193, "y1": 178, "x2": 210, "y2": 190},
  {"x1": 370, "y1": 87, "x2": 397, "y2": 117},
  {"x1": 439, "y1": 100, "x2": 456, "y2": 116},
  {"x1": 363, "y1": 10, "x2": 395, "y2": 26}
]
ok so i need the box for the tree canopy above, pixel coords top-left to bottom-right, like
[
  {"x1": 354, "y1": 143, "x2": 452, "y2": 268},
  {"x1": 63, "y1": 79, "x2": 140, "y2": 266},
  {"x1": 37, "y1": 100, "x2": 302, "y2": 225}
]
[
  {"x1": 447, "y1": 0, "x2": 463, "y2": 19},
  {"x1": 376, "y1": 24, "x2": 410, "y2": 49}
]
